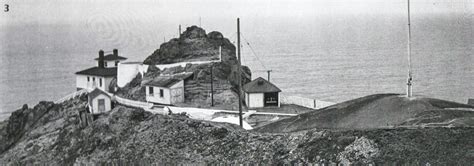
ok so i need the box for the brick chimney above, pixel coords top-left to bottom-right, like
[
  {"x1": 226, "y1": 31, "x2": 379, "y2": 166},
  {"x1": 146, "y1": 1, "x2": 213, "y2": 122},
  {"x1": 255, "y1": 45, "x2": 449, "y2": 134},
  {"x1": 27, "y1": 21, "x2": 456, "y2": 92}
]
[
  {"x1": 113, "y1": 49, "x2": 118, "y2": 56},
  {"x1": 98, "y1": 50, "x2": 104, "y2": 68}
]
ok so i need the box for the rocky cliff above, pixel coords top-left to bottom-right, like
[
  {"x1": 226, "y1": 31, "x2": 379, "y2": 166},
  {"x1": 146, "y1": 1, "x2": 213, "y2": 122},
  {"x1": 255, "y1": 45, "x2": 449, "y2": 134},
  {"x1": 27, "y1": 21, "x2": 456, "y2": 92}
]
[{"x1": 117, "y1": 26, "x2": 251, "y2": 109}]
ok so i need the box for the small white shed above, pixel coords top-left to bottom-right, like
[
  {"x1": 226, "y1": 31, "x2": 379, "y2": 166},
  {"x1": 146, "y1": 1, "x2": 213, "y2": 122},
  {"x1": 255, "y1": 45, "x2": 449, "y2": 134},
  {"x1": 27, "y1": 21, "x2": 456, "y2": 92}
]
[
  {"x1": 144, "y1": 73, "x2": 193, "y2": 105},
  {"x1": 243, "y1": 77, "x2": 282, "y2": 108},
  {"x1": 88, "y1": 88, "x2": 113, "y2": 114}
]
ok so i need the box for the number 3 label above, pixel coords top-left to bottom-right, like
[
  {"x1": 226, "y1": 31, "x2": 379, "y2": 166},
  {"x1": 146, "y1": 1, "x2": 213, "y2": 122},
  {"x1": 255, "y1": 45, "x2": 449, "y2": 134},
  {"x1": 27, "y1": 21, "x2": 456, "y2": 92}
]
[{"x1": 4, "y1": 4, "x2": 9, "y2": 12}]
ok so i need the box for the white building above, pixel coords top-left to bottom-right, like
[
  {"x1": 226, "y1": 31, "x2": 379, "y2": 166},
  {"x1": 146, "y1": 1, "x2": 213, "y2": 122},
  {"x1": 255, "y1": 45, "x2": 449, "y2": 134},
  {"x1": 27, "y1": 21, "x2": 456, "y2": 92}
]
[
  {"x1": 144, "y1": 73, "x2": 193, "y2": 105},
  {"x1": 75, "y1": 49, "x2": 127, "y2": 92},
  {"x1": 243, "y1": 77, "x2": 281, "y2": 108},
  {"x1": 88, "y1": 88, "x2": 113, "y2": 114}
]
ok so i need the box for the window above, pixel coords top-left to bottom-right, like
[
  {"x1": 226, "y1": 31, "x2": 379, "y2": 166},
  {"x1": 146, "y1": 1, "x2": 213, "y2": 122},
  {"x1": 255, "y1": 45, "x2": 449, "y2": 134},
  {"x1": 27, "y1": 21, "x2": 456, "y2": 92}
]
[
  {"x1": 159, "y1": 89, "x2": 164, "y2": 98},
  {"x1": 92, "y1": 77, "x2": 95, "y2": 82},
  {"x1": 99, "y1": 78, "x2": 102, "y2": 87},
  {"x1": 115, "y1": 61, "x2": 119, "y2": 67},
  {"x1": 104, "y1": 62, "x2": 108, "y2": 67},
  {"x1": 87, "y1": 76, "x2": 90, "y2": 82},
  {"x1": 149, "y1": 87, "x2": 154, "y2": 96}
]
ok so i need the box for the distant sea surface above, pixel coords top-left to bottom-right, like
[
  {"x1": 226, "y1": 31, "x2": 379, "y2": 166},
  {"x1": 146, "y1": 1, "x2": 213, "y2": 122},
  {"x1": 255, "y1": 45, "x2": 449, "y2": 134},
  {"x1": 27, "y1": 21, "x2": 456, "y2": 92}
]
[{"x1": 0, "y1": 13, "x2": 472, "y2": 121}]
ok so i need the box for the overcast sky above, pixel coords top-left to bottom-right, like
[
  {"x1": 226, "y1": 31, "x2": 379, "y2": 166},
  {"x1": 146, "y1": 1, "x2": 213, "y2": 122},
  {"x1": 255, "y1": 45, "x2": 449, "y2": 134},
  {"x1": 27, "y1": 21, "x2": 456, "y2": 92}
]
[{"x1": 1, "y1": 0, "x2": 472, "y2": 25}]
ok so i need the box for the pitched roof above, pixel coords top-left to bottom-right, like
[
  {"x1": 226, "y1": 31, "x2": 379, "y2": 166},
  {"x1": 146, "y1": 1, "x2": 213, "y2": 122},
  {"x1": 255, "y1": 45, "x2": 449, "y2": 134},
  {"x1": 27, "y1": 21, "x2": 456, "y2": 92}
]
[
  {"x1": 94, "y1": 54, "x2": 127, "y2": 61},
  {"x1": 144, "y1": 72, "x2": 194, "y2": 88},
  {"x1": 145, "y1": 78, "x2": 182, "y2": 87},
  {"x1": 243, "y1": 77, "x2": 281, "y2": 93},
  {"x1": 75, "y1": 67, "x2": 117, "y2": 77},
  {"x1": 88, "y1": 88, "x2": 111, "y2": 104}
]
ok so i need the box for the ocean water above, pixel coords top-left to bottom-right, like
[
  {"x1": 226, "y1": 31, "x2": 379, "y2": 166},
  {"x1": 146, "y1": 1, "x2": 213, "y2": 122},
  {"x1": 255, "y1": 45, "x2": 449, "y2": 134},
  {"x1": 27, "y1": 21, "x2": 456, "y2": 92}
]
[{"x1": 0, "y1": 1, "x2": 472, "y2": 121}]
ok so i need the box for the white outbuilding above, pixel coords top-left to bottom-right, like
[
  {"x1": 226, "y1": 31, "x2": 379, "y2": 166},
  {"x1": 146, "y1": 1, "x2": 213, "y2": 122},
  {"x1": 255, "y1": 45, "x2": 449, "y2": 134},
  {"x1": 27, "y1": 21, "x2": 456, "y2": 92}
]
[
  {"x1": 88, "y1": 88, "x2": 113, "y2": 114},
  {"x1": 144, "y1": 73, "x2": 193, "y2": 105},
  {"x1": 243, "y1": 77, "x2": 281, "y2": 108}
]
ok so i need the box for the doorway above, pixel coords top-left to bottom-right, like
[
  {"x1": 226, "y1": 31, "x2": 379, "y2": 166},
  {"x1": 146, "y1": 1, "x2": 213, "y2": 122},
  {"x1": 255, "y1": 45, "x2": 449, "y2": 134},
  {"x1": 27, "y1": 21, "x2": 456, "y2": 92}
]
[{"x1": 98, "y1": 99, "x2": 105, "y2": 113}]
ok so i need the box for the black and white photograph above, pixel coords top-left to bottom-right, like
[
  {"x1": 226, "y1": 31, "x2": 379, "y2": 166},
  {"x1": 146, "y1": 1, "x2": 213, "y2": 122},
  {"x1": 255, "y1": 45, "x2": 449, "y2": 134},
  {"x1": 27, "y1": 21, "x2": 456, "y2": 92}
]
[{"x1": 0, "y1": 0, "x2": 473, "y2": 164}]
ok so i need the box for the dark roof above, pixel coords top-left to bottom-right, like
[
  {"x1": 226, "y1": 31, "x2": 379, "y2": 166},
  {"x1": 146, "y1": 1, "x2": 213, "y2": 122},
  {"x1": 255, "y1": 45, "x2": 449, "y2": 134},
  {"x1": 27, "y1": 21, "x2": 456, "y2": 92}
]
[
  {"x1": 75, "y1": 67, "x2": 117, "y2": 77},
  {"x1": 243, "y1": 77, "x2": 281, "y2": 93},
  {"x1": 88, "y1": 88, "x2": 111, "y2": 104},
  {"x1": 94, "y1": 54, "x2": 127, "y2": 61},
  {"x1": 144, "y1": 72, "x2": 194, "y2": 88},
  {"x1": 468, "y1": 99, "x2": 474, "y2": 106},
  {"x1": 145, "y1": 78, "x2": 182, "y2": 87}
]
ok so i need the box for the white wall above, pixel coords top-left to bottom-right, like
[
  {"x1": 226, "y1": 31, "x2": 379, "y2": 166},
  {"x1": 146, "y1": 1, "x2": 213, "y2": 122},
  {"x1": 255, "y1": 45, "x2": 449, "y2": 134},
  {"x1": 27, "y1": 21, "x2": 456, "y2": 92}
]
[
  {"x1": 247, "y1": 93, "x2": 264, "y2": 108},
  {"x1": 146, "y1": 86, "x2": 171, "y2": 105},
  {"x1": 169, "y1": 80, "x2": 184, "y2": 104},
  {"x1": 76, "y1": 75, "x2": 113, "y2": 92},
  {"x1": 103, "y1": 77, "x2": 114, "y2": 91},
  {"x1": 117, "y1": 63, "x2": 148, "y2": 88},
  {"x1": 104, "y1": 60, "x2": 117, "y2": 68},
  {"x1": 90, "y1": 93, "x2": 112, "y2": 114},
  {"x1": 76, "y1": 75, "x2": 88, "y2": 90}
]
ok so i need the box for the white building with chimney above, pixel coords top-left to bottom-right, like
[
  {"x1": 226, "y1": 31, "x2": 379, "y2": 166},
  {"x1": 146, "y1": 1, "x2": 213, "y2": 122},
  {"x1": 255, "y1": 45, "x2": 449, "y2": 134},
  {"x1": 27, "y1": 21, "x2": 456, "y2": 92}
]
[{"x1": 75, "y1": 49, "x2": 127, "y2": 92}]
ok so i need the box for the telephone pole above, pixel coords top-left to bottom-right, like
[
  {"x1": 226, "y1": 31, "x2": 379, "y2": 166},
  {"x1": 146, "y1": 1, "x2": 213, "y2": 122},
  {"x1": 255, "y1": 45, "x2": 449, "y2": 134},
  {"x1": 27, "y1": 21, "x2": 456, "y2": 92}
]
[{"x1": 237, "y1": 18, "x2": 243, "y2": 127}]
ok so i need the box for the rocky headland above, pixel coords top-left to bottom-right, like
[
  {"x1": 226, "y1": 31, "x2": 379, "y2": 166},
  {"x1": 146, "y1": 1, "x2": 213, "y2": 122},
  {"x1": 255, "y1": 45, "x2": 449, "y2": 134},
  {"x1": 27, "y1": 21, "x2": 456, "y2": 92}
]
[{"x1": 1, "y1": 26, "x2": 473, "y2": 165}]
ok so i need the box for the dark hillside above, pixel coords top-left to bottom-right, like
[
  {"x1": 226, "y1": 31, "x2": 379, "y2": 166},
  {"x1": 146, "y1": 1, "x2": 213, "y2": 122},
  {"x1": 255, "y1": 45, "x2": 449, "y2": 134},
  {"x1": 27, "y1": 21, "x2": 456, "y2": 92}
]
[{"x1": 1, "y1": 97, "x2": 473, "y2": 165}]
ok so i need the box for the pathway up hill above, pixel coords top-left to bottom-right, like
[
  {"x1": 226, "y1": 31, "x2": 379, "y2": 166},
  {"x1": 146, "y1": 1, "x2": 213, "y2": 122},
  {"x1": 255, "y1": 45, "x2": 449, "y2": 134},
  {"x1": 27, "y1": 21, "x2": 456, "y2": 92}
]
[{"x1": 257, "y1": 94, "x2": 474, "y2": 133}]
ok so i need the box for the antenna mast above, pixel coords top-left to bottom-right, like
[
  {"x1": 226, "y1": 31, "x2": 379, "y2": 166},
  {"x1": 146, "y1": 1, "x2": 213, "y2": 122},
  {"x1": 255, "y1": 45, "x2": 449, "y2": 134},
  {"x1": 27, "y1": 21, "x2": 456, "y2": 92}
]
[
  {"x1": 237, "y1": 18, "x2": 243, "y2": 127},
  {"x1": 406, "y1": 0, "x2": 413, "y2": 98}
]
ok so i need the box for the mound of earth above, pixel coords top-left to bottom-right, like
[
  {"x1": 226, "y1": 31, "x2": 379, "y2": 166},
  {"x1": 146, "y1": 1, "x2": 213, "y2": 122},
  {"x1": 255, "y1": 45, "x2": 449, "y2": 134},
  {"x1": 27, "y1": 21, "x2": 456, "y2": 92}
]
[{"x1": 257, "y1": 94, "x2": 474, "y2": 133}]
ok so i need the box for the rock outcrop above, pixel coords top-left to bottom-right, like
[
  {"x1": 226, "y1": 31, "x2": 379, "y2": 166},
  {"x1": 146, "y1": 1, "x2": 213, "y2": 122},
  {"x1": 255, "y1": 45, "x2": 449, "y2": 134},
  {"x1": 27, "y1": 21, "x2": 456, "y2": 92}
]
[
  {"x1": 143, "y1": 26, "x2": 236, "y2": 65},
  {"x1": 118, "y1": 26, "x2": 251, "y2": 109}
]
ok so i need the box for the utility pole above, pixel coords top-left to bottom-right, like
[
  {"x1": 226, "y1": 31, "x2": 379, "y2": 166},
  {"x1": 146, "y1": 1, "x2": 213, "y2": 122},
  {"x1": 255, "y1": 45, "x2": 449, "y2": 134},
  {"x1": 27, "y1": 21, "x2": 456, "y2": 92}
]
[
  {"x1": 266, "y1": 70, "x2": 272, "y2": 82},
  {"x1": 210, "y1": 64, "x2": 214, "y2": 107},
  {"x1": 237, "y1": 18, "x2": 243, "y2": 127}
]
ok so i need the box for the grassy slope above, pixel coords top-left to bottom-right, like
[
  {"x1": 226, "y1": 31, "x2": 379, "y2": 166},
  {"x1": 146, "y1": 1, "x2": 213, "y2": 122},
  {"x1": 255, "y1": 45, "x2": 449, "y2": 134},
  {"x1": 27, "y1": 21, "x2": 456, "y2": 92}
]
[{"x1": 256, "y1": 94, "x2": 474, "y2": 133}]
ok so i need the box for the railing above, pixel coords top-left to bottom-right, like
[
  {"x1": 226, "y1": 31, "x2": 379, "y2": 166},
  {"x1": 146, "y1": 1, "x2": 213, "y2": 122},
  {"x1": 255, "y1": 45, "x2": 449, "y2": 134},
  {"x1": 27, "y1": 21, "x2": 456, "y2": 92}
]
[
  {"x1": 280, "y1": 95, "x2": 335, "y2": 109},
  {"x1": 114, "y1": 95, "x2": 154, "y2": 109}
]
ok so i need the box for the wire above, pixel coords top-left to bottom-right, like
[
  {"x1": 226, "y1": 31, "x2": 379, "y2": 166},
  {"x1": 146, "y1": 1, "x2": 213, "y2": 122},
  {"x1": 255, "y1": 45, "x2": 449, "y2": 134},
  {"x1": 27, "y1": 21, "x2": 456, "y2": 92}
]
[{"x1": 240, "y1": 33, "x2": 268, "y2": 71}]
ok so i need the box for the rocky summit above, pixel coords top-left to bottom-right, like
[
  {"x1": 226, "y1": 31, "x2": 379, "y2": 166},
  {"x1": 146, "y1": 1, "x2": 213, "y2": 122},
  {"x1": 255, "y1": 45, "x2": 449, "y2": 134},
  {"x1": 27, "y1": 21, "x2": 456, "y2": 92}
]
[
  {"x1": 143, "y1": 26, "x2": 237, "y2": 65},
  {"x1": 0, "y1": 96, "x2": 473, "y2": 165}
]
